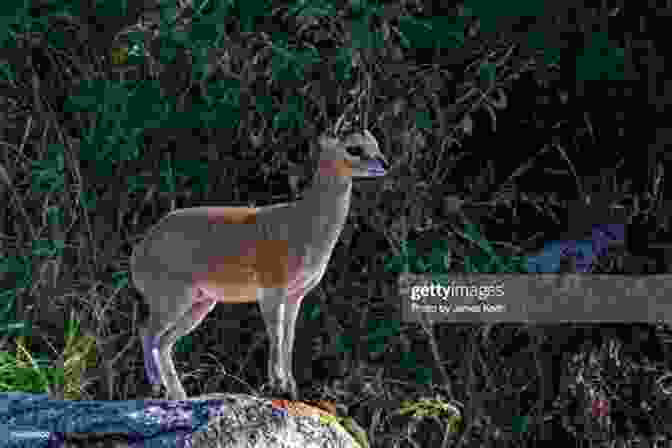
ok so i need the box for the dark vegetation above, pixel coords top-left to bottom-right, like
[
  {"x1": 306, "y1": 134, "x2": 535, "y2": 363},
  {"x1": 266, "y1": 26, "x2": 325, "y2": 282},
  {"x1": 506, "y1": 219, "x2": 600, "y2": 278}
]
[{"x1": 0, "y1": 0, "x2": 671, "y2": 446}]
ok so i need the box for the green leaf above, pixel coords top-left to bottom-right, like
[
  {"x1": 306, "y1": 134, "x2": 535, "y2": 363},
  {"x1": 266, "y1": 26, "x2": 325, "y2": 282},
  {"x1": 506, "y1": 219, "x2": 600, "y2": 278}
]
[
  {"x1": 237, "y1": 0, "x2": 269, "y2": 32},
  {"x1": 175, "y1": 335, "x2": 193, "y2": 354},
  {"x1": 478, "y1": 62, "x2": 496, "y2": 86},
  {"x1": 430, "y1": 16, "x2": 465, "y2": 49},
  {"x1": 189, "y1": 21, "x2": 223, "y2": 43},
  {"x1": 254, "y1": 95, "x2": 273, "y2": 114},
  {"x1": 303, "y1": 302, "x2": 321, "y2": 321},
  {"x1": 207, "y1": 78, "x2": 241, "y2": 105},
  {"x1": 0, "y1": 322, "x2": 26, "y2": 333},
  {"x1": 210, "y1": 102, "x2": 240, "y2": 128},
  {"x1": 511, "y1": 415, "x2": 529, "y2": 433},
  {"x1": 414, "y1": 366, "x2": 432, "y2": 384},
  {"x1": 415, "y1": 110, "x2": 432, "y2": 130},
  {"x1": 334, "y1": 48, "x2": 354, "y2": 81},
  {"x1": 336, "y1": 334, "x2": 354, "y2": 353},
  {"x1": 0, "y1": 0, "x2": 27, "y2": 18},
  {"x1": 576, "y1": 32, "x2": 625, "y2": 81},
  {"x1": 127, "y1": 175, "x2": 149, "y2": 193},
  {"x1": 31, "y1": 239, "x2": 64, "y2": 257},
  {"x1": 112, "y1": 271, "x2": 129, "y2": 289},
  {"x1": 349, "y1": 16, "x2": 374, "y2": 49},
  {"x1": 399, "y1": 351, "x2": 417, "y2": 369},
  {"x1": 96, "y1": 0, "x2": 128, "y2": 16},
  {"x1": 46, "y1": 207, "x2": 62, "y2": 228},
  {"x1": 397, "y1": 16, "x2": 434, "y2": 49},
  {"x1": 368, "y1": 341, "x2": 386, "y2": 355}
]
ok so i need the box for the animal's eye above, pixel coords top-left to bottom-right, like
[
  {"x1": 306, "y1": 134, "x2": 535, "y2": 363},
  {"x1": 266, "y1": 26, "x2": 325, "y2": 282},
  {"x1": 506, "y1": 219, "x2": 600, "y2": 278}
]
[{"x1": 346, "y1": 145, "x2": 366, "y2": 157}]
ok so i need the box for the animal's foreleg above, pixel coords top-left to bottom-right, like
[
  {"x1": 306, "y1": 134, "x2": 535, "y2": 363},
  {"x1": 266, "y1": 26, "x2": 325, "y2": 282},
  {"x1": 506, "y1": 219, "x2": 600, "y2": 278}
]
[
  {"x1": 258, "y1": 287, "x2": 289, "y2": 397},
  {"x1": 281, "y1": 289, "x2": 304, "y2": 400}
]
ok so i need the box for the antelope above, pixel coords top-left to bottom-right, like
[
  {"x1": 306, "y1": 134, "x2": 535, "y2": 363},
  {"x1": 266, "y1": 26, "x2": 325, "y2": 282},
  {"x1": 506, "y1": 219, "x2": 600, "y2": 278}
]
[{"x1": 130, "y1": 128, "x2": 388, "y2": 400}]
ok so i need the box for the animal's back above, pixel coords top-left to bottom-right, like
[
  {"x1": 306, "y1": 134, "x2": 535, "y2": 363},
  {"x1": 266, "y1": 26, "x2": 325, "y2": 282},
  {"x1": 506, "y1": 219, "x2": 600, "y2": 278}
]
[
  {"x1": 130, "y1": 207, "x2": 256, "y2": 290},
  {"x1": 130, "y1": 206, "x2": 297, "y2": 303}
]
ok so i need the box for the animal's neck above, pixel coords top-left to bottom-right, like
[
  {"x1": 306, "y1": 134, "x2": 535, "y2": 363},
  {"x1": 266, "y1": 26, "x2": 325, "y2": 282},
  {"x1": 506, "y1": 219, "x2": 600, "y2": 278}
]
[
  {"x1": 306, "y1": 160, "x2": 353, "y2": 200},
  {"x1": 293, "y1": 161, "x2": 353, "y2": 258}
]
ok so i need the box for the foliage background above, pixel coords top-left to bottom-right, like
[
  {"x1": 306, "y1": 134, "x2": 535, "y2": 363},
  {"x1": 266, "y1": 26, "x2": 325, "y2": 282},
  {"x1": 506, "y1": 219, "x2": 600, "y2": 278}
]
[{"x1": 0, "y1": 0, "x2": 671, "y2": 446}]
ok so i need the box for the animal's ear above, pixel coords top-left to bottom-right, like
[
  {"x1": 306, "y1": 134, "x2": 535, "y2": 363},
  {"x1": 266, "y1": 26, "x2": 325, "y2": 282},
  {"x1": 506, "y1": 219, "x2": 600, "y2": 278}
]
[
  {"x1": 318, "y1": 133, "x2": 338, "y2": 150},
  {"x1": 310, "y1": 133, "x2": 333, "y2": 175},
  {"x1": 348, "y1": 129, "x2": 379, "y2": 150}
]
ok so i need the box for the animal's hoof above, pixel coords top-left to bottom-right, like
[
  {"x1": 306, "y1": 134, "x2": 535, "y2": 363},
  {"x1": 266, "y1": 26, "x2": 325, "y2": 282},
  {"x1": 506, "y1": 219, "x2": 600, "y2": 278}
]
[
  {"x1": 142, "y1": 334, "x2": 161, "y2": 385},
  {"x1": 260, "y1": 382, "x2": 299, "y2": 401},
  {"x1": 149, "y1": 384, "x2": 165, "y2": 399}
]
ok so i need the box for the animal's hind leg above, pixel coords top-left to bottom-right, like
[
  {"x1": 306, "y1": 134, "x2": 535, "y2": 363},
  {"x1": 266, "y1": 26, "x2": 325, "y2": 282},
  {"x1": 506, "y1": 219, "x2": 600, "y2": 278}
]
[
  {"x1": 141, "y1": 290, "x2": 190, "y2": 386},
  {"x1": 140, "y1": 281, "x2": 208, "y2": 399},
  {"x1": 156, "y1": 289, "x2": 217, "y2": 400},
  {"x1": 140, "y1": 325, "x2": 161, "y2": 388}
]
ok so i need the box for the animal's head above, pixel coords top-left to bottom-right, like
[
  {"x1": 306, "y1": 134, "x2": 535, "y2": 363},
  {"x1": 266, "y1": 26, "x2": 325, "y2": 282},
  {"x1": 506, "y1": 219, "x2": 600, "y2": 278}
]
[{"x1": 317, "y1": 129, "x2": 389, "y2": 178}]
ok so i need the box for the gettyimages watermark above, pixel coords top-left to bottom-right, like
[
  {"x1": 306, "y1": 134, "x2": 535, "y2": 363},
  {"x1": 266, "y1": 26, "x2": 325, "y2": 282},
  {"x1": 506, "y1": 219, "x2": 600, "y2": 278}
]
[
  {"x1": 398, "y1": 273, "x2": 672, "y2": 323},
  {"x1": 409, "y1": 282, "x2": 507, "y2": 315}
]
